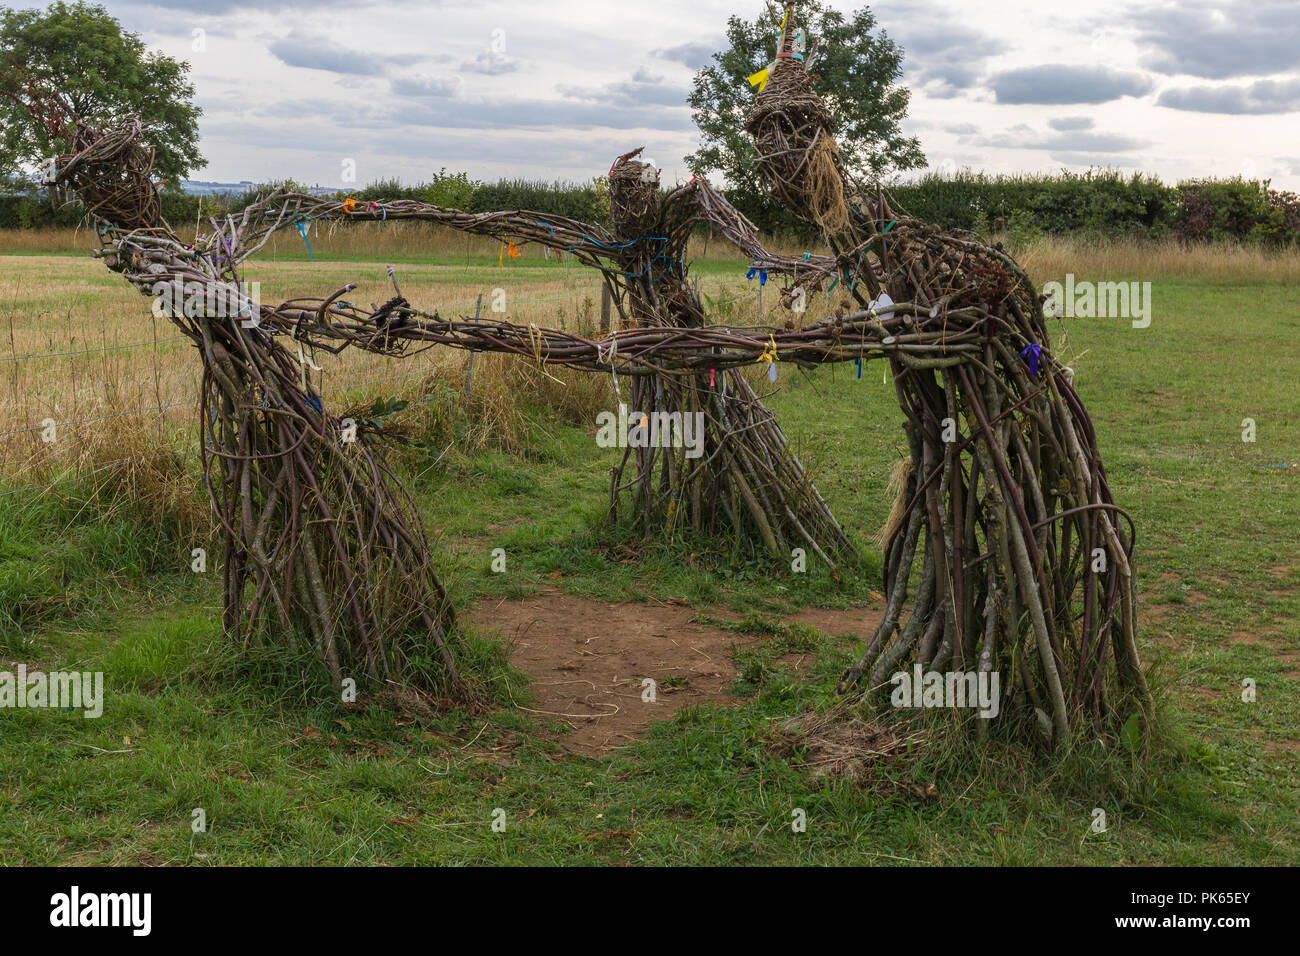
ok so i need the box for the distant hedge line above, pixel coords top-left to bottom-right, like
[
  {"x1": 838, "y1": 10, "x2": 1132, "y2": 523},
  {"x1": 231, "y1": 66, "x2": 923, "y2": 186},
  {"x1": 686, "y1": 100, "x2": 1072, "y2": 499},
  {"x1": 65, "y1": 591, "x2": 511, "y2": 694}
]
[
  {"x1": 0, "y1": 169, "x2": 612, "y2": 234},
  {"x1": 4, "y1": 168, "x2": 1297, "y2": 246},
  {"x1": 887, "y1": 170, "x2": 1300, "y2": 246}
]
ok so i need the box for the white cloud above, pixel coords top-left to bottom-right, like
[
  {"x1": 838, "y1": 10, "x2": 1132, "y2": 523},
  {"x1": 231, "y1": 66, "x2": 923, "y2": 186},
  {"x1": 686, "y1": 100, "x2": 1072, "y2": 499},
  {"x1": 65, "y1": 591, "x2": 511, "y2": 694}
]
[{"x1": 99, "y1": 0, "x2": 1293, "y2": 191}]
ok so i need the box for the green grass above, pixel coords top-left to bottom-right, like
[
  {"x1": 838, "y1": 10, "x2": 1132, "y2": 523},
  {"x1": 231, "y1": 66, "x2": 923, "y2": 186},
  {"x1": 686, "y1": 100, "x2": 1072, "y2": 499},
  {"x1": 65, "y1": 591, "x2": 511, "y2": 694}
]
[{"x1": 0, "y1": 263, "x2": 1296, "y2": 865}]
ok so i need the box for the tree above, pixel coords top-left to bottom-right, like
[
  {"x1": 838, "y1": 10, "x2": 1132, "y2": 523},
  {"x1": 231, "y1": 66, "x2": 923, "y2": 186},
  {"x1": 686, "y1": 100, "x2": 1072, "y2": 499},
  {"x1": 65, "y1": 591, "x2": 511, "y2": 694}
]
[
  {"x1": 0, "y1": 1, "x2": 203, "y2": 185},
  {"x1": 686, "y1": 1, "x2": 924, "y2": 227}
]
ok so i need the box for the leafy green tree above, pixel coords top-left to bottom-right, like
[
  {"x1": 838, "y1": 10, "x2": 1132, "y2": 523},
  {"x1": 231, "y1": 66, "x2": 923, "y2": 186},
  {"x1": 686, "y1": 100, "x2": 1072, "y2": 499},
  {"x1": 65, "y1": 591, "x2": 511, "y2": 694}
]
[
  {"x1": 420, "y1": 168, "x2": 478, "y2": 209},
  {"x1": 686, "y1": 1, "x2": 924, "y2": 224},
  {"x1": 0, "y1": 1, "x2": 204, "y2": 185}
]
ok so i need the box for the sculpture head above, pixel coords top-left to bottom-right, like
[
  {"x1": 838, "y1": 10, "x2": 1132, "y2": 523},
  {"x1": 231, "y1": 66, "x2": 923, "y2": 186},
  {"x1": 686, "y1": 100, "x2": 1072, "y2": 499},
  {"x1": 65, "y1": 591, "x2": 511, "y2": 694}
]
[
  {"x1": 743, "y1": 15, "x2": 851, "y2": 239},
  {"x1": 608, "y1": 146, "x2": 661, "y2": 238}
]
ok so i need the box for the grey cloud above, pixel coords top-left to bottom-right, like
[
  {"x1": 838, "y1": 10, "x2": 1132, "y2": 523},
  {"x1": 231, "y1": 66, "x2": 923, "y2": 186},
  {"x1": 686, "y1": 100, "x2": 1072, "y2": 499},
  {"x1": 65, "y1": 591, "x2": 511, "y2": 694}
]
[
  {"x1": 123, "y1": 0, "x2": 357, "y2": 10},
  {"x1": 250, "y1": 98, "x2": 388, "y2": 121},
  {"x1": 390, "y1": 76, "x2": 461, "y2": 99},
  {"x1": 882, "y1": 5, "x2": 1008, "y2": 98},
  {"x1": 269, "y1": 30, "x2": 422, "y2": 76},
  {"x1": 894, "y1": 22, "x2": 1007, "y2": 59},
  {"x1": 1157, "y1": 77, "x2": 1300, "y2": 114},
  {"x1": 557, "y1": 71, "x2": 690, "y2": 110},
  {"x1": 991, "y1": 65, "x2": 1153, "y2": 104},
  {"x1": 382, "y1": 80, "x2": 692, "y2": 133},
  {"x1": 652, "y1": 41, "x2": 720, "y2": 71},
  {"x1": 1048, "y1": 131, "x2": 1146, "y2": 152},
  {"x1": 977, "y1": 128, "x2": 1147, "y2": 153},
  {"x1": 1130, "y1": 1, "x2": 1300, "y2": 79},
  {"x1": 400, "y1": 98, "x2": 693, "y2": 133},
  {"x1": 917, "y1": 62, "x2": 982, "y2": 99},
  {"x1": 460, "y1": 51, "x2": 521, "y2": 76},
  {"x1": 942, "y1": 123, "x2": 978, "y2": 135},
  {"x1": 1048, "y1": 116, "x2": 1093, "y2": 131}
]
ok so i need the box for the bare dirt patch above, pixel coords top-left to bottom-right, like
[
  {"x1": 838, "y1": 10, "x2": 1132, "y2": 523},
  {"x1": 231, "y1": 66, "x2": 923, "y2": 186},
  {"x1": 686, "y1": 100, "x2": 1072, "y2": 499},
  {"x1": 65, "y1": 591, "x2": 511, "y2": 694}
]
[
  {"x1": 1229, "y1": 630, "x2": 1271, "y2": 647},
  {"x1": 468, "y1": 591, "x2": 883, "y2": 756},
  {"x1": 788, "y1": 605, "x2": 883, "y2": 638}
]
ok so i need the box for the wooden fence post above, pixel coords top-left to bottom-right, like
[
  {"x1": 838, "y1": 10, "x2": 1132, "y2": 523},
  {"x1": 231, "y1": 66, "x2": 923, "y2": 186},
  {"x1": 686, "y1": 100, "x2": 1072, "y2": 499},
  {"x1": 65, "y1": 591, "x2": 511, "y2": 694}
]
[{"x1": 464, "y1": 292, "x2": 482, "y2": 401}]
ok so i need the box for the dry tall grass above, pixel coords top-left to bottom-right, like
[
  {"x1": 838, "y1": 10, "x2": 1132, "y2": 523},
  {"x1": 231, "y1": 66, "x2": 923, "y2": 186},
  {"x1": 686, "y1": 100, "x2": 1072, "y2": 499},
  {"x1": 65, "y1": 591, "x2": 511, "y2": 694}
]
[
  {"x1": 1011, "y1": 234, "x2": 1300, "y2": 285},
  {"x1": 3, "y1": 230, "x2": 1296, "y2": 525}
]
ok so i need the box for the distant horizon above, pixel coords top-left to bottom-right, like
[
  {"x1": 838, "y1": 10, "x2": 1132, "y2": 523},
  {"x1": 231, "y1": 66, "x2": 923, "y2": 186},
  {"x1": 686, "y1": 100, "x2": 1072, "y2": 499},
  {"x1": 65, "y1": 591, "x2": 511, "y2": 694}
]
[{"x1": 170, "y1": 163, "x2": 1291, "y2": 198}]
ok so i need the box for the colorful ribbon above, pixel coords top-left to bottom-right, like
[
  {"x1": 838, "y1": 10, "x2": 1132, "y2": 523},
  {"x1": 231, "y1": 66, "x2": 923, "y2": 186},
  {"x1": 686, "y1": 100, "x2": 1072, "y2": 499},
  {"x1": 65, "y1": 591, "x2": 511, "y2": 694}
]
[
  {"x1": 296, "y1": 218, "x2": 313, "y2": 261},
  {"x1": 1021, "y1": 343, "x2": 1041, "y2": 378},
  {"x1": 498, "y1": 241, "x2": 522, "y2": 267}
]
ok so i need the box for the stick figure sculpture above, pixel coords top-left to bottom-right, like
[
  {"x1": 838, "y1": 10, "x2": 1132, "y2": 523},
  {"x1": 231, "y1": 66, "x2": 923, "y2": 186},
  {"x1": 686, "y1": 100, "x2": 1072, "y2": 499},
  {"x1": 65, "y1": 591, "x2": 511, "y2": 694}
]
[
  {"x1": 742, "y1": 8, "x2": 1148, "y2": 741},
  {"x1": 327, "y1": 148, "x2": 858, "y2": 565}
]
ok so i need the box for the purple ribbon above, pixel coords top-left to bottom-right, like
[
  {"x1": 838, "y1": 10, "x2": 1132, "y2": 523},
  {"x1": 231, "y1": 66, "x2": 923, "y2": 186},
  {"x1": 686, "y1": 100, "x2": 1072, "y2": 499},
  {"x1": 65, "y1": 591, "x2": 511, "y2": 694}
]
[{"x1": 1020, "y1": 343, "x2": 1041, "y2": 378}]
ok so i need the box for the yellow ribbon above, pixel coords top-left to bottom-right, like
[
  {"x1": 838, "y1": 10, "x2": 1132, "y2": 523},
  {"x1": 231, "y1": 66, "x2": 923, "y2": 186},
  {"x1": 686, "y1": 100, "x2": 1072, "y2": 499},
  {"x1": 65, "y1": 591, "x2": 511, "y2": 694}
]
[
  {"x1": 747, "y1": 9, "x2": 790, "y2": 92},
  {"x1": 526, "y1": 323, "x2": 564, "y2": 384}
]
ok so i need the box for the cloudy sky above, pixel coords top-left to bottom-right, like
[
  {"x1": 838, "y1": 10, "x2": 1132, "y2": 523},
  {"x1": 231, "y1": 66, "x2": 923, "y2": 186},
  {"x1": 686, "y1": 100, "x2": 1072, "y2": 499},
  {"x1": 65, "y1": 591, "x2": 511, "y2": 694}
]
[{"x1": 80, "y1": 0, "x2": 1300, "y2": 189}]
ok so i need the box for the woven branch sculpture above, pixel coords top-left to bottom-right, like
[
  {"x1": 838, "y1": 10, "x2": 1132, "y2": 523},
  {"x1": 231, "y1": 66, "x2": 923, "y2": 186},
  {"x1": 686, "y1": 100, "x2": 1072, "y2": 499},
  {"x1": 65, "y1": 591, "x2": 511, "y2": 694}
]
[
  {"x1": 277, "y1": 153, "x2": 858, "y2": 565},
  {"x1": 0, "y1": 77, "x2": 463, "y2": 690},
  {"x1": 303, "y1": 155, "x2": 856, "y2": 563},
  {"x1": 740, "y1": 11, "x2": 1149, "y2": 741},
  {"x1": 3, "y1": 9, "x2": 1149, "y2": 743}
]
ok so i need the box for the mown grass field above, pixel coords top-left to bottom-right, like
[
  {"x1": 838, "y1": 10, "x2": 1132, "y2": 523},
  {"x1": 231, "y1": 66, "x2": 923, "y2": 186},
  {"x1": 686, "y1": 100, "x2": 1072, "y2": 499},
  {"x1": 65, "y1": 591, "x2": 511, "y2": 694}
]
[{"x1": 0, "y1": 234, "x2": 1296, "y2": 865}]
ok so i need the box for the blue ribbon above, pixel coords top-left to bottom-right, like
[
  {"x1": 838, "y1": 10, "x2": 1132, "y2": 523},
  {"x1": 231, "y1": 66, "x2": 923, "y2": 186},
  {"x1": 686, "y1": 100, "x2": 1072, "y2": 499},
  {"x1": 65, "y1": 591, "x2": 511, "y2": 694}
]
[
  {"x1": 855, "y1": 357, "x2": 862, "y2": 379},
  {"x1": 1020, "y1": 343, "x2": 1041, "y2": 378},
  {"x1": 746, "y1": 267, "x2": 768, "y2": 285},
  {"x1": 296, "y1": 220, "x2": 313, "y2": 261}
]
